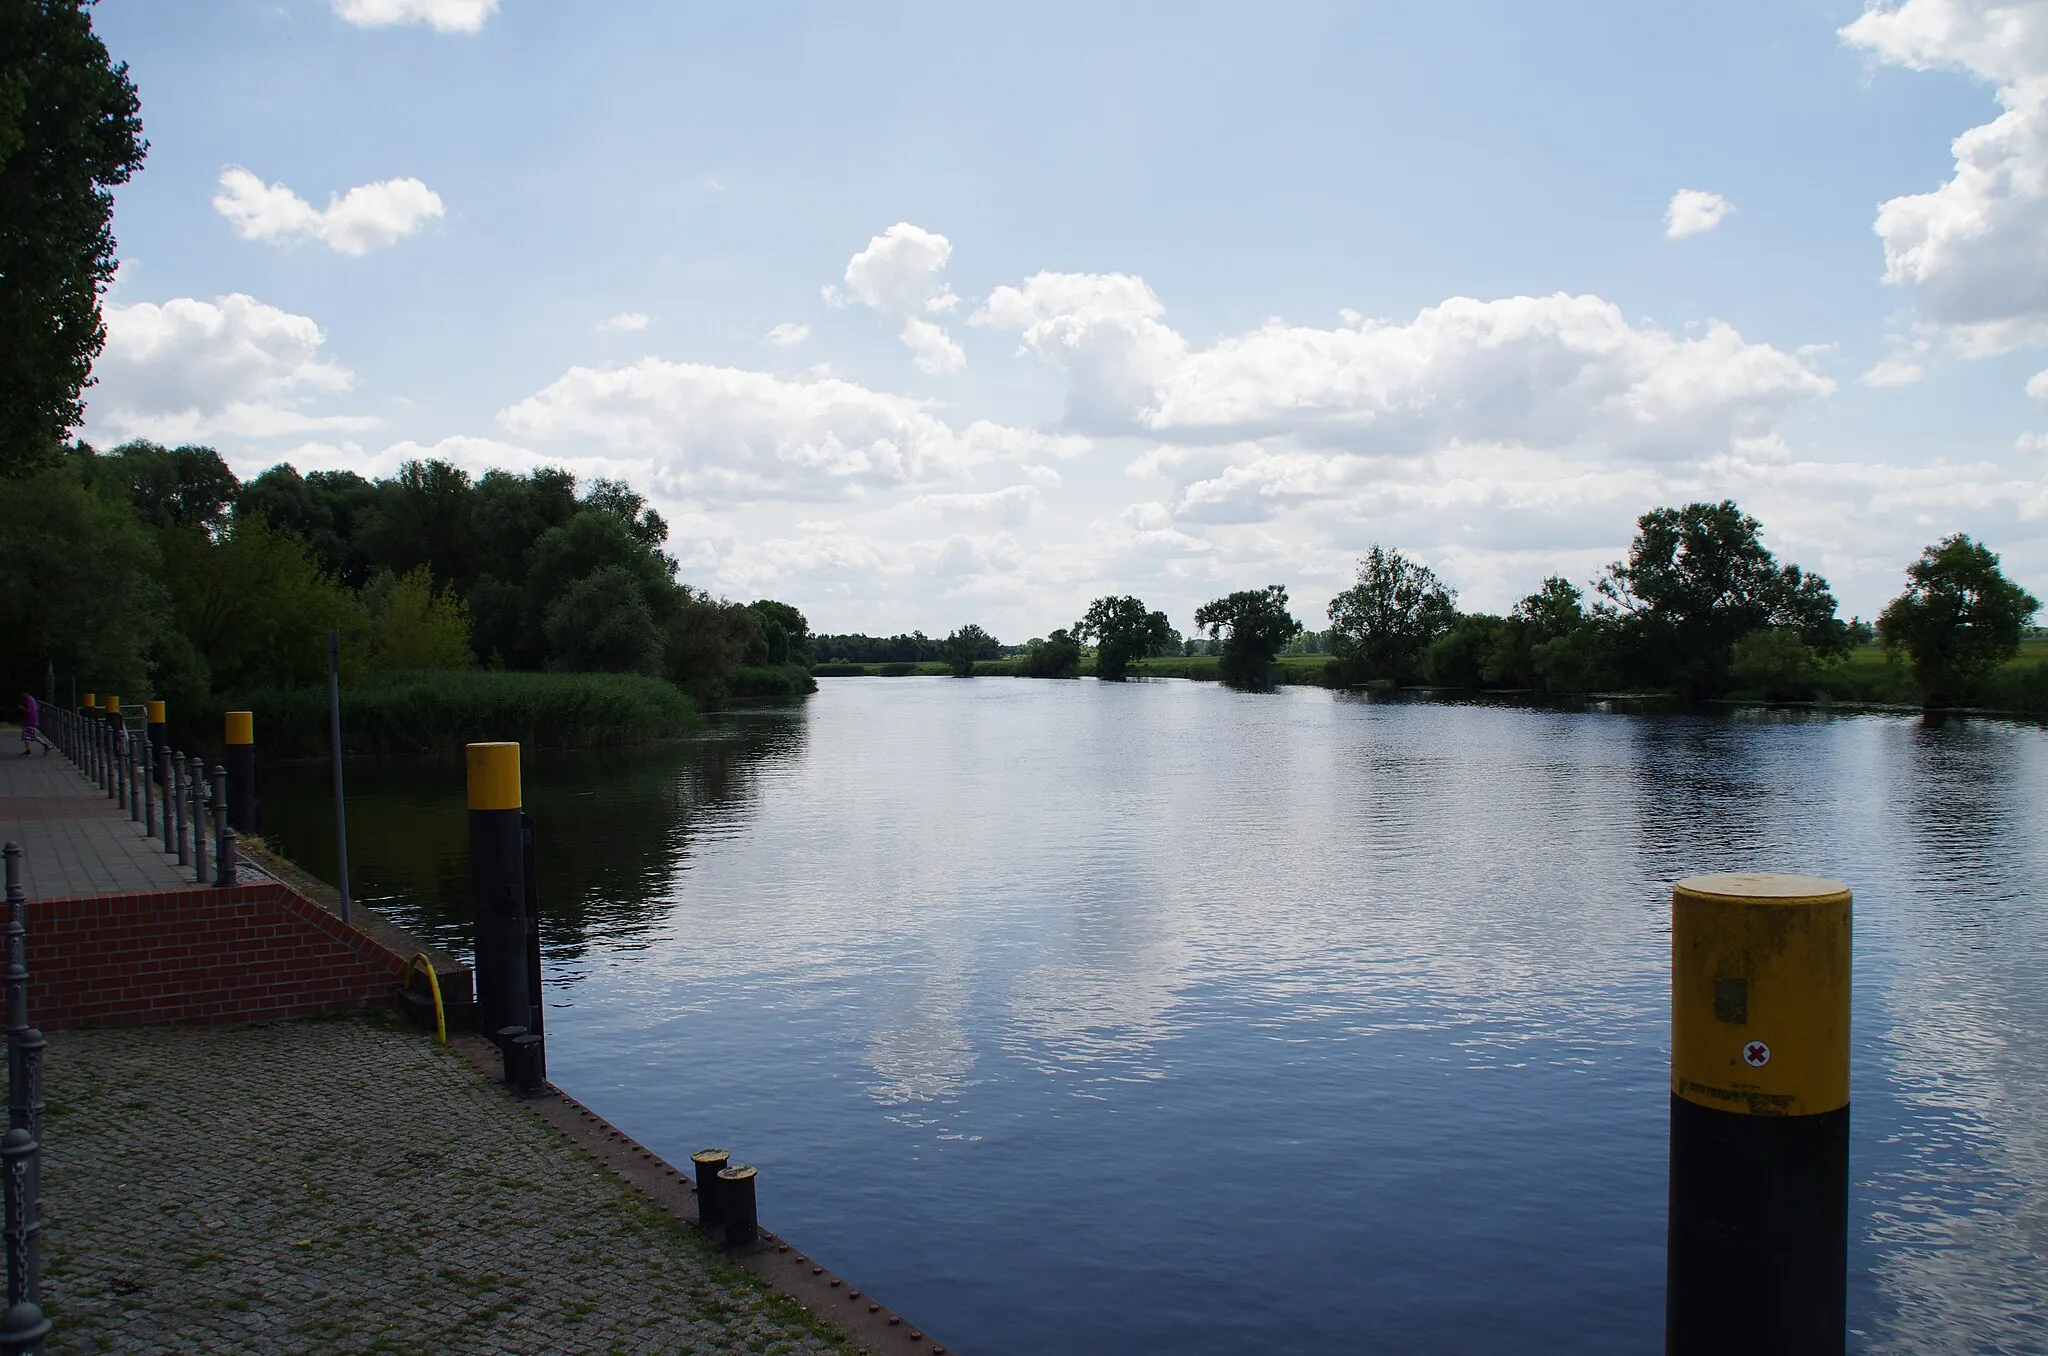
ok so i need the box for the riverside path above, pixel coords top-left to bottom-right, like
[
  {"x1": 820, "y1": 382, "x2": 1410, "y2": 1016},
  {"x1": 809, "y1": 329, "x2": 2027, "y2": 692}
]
[{"x1": 0, "y1": 728, "x2": 875, "y2": 1355}]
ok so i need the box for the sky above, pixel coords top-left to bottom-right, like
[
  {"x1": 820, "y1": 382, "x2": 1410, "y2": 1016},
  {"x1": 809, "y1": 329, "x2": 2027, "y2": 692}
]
[{"x1": 78, "y1": 0, "x2": 2048, "y2": 638}]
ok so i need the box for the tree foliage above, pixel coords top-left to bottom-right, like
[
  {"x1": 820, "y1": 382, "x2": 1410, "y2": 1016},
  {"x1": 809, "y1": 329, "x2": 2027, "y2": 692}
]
[
  {"x1": 939, "y1": 624, "x2": 1000, "y2": 676},
  {"x1": 0, "y1": 0, "x2": 147, "y2": 477},
  {"x1": 1024, "y1": 629, "x2": 1081, "y2": 678},
  {"x1": 1877, "y1": 534, "x2": 2040, "y2": 707},
  {"x1": 1596, "y1": 501, "x2": 1845, "y2": 698},
  {"x1": 1075, "y1": 594, "x2": 1175, "y2": 680},
  {"x1": 1194, "y1": 586, "x2": 1302, "y2": 690},
  {"x1": 1327, "y1": 547, "x2": 1458, "y2": 685}
]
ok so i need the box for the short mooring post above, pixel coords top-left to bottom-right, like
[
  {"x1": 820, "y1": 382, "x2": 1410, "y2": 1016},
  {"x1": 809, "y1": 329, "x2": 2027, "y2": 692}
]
[
  {"x1": 691, "y1": 1149, "x2": 730, "y2": 1233},
  {"x1": 144, "y1": 700, "x2": 166, "y2": 787},
  {"x1": 223, "y1": 711, "x2": 257, "y2": 834},
  {"x1": 717, "y1": 1164, "x2": 760, "y2": 1250},
  {"x1": 466, "y1": 743, "x2": 532, "y2": 1049},
  {"x1": 3, "y1": 845, "x2": 44, "y2": 1148},
  {"x1": 1667, "y1": 873, "x2": 1850, "y2": 1355}
]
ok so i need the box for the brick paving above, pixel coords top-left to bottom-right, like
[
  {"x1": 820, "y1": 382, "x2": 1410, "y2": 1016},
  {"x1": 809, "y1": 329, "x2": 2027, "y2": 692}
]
[
  {"x1": 41, "y1": 1017, "x2": 853, "y2": 1355},
  {"x1": 0, "y1": 731, "x2": 195, "y2": 899}
]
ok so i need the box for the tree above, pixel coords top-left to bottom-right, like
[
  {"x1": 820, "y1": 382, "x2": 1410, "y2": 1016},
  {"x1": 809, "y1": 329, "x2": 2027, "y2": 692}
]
[
  {"x1": 1194, "y1": 586, "x2": 1302, "y2": 690},
  {"x1": 1485, "y1": 576, "x2": 1589, "y2": 689},
  {"x1": 159, "y1": 516, "x2": 353, "y2": 691},
  {"x1": 96, "y1": 441, "x2": 238, "y2": 531},
  {"x1": 1075, "y1": 594, "x2": 1176, "y2": 680},
  {"x1": 939, "y1": 624, "x2": 999, "y2": 676},
  {"x1": 1729, "y1": 628, "x2": 1816, "y2": 701},
  {"x1": 1023, "y1": 629, "x2": 1081, "y2": 678},
  {"x1": 743, "y1": 600, "x2": 811, "y2": 667},
  {"x1": 1877, "y1": 534, "x2": 2040, "y2": 707},
  {"x1": 544, "y1": 565, "x2": 664, "y2": 675},
  {"x1": 0, "y1": 0, "x2": 147, "y2": 477},
  {"x1": 664, "y1": 587, "x2": 758, "y2": 705},
  {"x1": 1327, "y1": 547, "x2": 1458, "y2": 684},
  {"x1": 1425, "y1": 614, "x2": 1503, "y2": 689},
  {"x1": 361, "y1": 567, "x2": 473, "y2": 672},
  {"x1": 1596, "y1": 501, "x2": 1845, "y2": 699}
]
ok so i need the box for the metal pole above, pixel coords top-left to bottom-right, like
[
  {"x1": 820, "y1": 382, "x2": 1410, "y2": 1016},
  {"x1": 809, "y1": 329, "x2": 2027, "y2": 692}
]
[
  {"x1": 210, "y1": 765, "x2": 230, "y2": 886},
  {"x1": 126, "y1": 735, "x2": 140, "y2": 824},
  {"x1": 327, "y1": 630, "x2": 351, "y2": 924},
  {"x1": 173, "y1": 755, "x2": 190, "y2": 868},
  {"x1": 191, "y1": 772, "x2": 208, "y2": 887},
  {"x1": 158, "y1": 746, "x2": 173, "y2": 854},
  {"x1": 3, "y1": 846, "x2": 43, "y2": 1149}
]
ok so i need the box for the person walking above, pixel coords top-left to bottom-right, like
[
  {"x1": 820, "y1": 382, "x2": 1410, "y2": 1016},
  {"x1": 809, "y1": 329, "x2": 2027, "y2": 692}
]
[{"x1": 19, "y1": 694, "x2": 51, "y2": 755}]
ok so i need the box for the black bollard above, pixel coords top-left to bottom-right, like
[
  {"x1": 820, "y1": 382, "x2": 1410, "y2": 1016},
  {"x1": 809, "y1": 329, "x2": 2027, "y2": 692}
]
[
  {"x1": 215, "y1": 824, "x2": 238, "y2": 889},
  {"x1": 717, "y1": 1164, "x2": 760, "y2": 1250},
  {"x1": 495, "y1": 1025, "x2": 528, "y2": 1086},
  {"x1": 1667, "y1": 874, "x2": 1851, "y2": 1356},
  {"x1": 519, "y1": 813, "x2": 546, "y2": 1083},
  {"x1": 3, "y1": 846, "x2": 44, "y2": 1148},
  {"x1": 172, "y1": 755, "x2": 190, "y2": 868},
  {"x1": 467, "y1": 744, "x2": 531, "y2": 1042},
  {"x1": 209, "y1": 765, "x2": 229, "y2": 874},
  {"x1": 191, "y1": 773, "x2": 209, "y2": 887},
  {"x1": 511, "y1": 1033, "x2": 545, "y2": 1096},
  {"x1": 157, "y1": 746, "x2": 174, "y2": 854},
  {"x1": 0, "y1": 1300, "x2": 49, "y2": 1355},
  {"x1": 144, "y1": 701, "x2": 165, "y2": 784},
  {"x1": 691, "y1": 1149, "x2": 730, "y2": 1232},
  {"x1": 2, "y1": 1129, "x2": 38, "y2": 1310},
  {"x1": 223, "y1": 712, "x2": 257, "y2": 834}
]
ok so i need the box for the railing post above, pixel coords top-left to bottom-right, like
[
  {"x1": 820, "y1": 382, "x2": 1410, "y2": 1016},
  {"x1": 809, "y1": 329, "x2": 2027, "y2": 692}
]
[
  {"x1": 157, "y1": 745, "x2": 173, "y2": 853},
  {"x1": 2, "y1": 1130, "x2": 39, "y2": 1317},
  {"x1": 210, "y1": 765, "x2": 229, "y2": 879},
  {"x1": 172, "y1": 755, "x2": 189, "y2": 866},
  {"x1": 102, "y1": 700, "x2": 119, "y2": 803},
  {"x1": 126, "y1": 733, "x2": 140, "y2": 824},
  {"x1": 0, "y1": 1299, "x2": 49, "y2": 1355},
  {"x1": 191, "y1": 771, "x2": 209, "y2": 887},
  {"x1": 144, "y1": 701, "x2": 166, "y2": 788},
  {"x1": 3, "y1": 846, "x2": 44, "y2": 1148}
]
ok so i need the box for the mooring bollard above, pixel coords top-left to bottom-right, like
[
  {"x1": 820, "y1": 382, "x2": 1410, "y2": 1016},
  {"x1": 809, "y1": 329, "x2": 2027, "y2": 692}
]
[
  {"x1": 512, "y1": 1032, "x2": 545, "y2": 1096},
  {"x1": 1667, "y1": 873, "x2": 1850, "y2": 1355},
  {"x1": 215, "y1": 823, "x2": 237, "y2": 889},
  {"x1": 717, "y1": 1164, "x2": 760, "y2": 1250},
  {"x1": 3, "y1": 847, "x2": 44, "y2": 1150},
  {"x1": 172, "y1": 755, "x2": 190, "y2": 867},
  {"x1": 145, "y1": 700, "x2": 165, "y2": 786},
  {"x1": 467, "y1": 743, "x2": 532, "y2": 1043},
  {"x1": 223, "y1": 711, "x2": 257, "y2": 834},
  {"x1": 691, "y1": 1149, "x2": 730, "y2": 1232},
  {"x1": 191, "y1": 772, "x2": 209, "y2": 887}
]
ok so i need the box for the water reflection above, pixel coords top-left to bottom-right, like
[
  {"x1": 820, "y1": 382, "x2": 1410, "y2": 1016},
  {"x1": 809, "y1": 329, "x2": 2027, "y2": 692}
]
[{"x1": 256, "y1": 682, "x2": 2048, "y2": 1355}]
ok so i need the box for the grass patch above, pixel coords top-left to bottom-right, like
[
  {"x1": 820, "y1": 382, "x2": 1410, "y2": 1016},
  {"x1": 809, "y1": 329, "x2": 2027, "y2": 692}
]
[
  {"x1": 231, "y1": 669, "x2": 701, "y2": 756},
  {"x1": 726, "y1": 663, "x2": 819, "y2": 701}
]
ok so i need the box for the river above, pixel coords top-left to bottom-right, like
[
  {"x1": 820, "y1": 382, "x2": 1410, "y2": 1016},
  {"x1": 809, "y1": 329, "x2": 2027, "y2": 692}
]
[{"x1": 258, "y1": 677, "x2": 2048, "y2": 1354}]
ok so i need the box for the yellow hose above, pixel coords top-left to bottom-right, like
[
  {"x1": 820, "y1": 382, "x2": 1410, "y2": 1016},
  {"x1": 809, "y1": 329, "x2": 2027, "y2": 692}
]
[{"x1": 404, "y1": 953, "x2": 447, "y2": 1045}]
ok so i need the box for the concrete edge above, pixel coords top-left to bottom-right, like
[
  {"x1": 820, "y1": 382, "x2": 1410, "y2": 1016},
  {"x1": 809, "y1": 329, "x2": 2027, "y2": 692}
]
[{"x1": 446, "y1": 1034, "x2": 958, "y2": 1356}]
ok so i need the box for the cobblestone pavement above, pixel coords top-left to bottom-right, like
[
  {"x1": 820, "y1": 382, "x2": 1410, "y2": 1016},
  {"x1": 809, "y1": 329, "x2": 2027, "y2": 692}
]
[
  {"x1": 41, "y1": 1017, "x2": 854, "y2": 1355},
  {"x1": 0, "y1": 733, "x2": 194, "y2": 899}
]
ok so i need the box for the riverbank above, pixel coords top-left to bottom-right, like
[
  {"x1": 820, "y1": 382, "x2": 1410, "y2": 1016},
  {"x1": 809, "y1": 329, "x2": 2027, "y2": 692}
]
[{"x1": 229, "y1": 670, "x2": 702, "y2": 757}]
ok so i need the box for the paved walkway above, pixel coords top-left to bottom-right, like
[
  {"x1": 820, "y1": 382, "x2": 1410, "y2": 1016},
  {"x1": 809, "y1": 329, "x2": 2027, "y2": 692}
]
[
  {"x1": 0, "y1": 731, "x2": 194, "y2": 899},
  {"x1": 43, "y1": 1016, "x2": 852, "y2": 1355}
]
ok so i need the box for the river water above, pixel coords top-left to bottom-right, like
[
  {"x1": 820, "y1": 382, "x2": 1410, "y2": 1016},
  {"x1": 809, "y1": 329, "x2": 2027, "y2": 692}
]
[{"x1": 259, "y1": 678, "x2": 2048, "y2": 1354}]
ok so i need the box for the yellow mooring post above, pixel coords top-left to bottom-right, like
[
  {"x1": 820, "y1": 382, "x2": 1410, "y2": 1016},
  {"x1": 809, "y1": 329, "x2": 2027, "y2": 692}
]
[
  {"x1": 466, "y1": 743, "x2": 533, "y2": 1057},
  {"x1": 223, "y1": 710, "x2": 258, "y2": 834},
  {"x1": 1667, "y1": 873, "x2": 1851, "y2": 1356}
]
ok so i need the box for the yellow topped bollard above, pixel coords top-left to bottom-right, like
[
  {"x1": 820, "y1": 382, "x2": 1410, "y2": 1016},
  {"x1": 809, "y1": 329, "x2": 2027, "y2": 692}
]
[
  {"x1": 466, "y1": 743, "x2": 534, "y2": 1055},
  {"x1": 223, "y1": 711, "x2": 259, "y2": 834},
  {"x1": 1671, "y1": 872, "x2": 1850, "y2": 1117},
  {"x1": 466, "y1": 742, "x2": 522, "y2": 811},
  {"x1": 1667, "y1": 872, "x2": 1852, "y2": 1356},
  {"x1": 102, "y1": 695, "x2": 118, "y2": 714}
]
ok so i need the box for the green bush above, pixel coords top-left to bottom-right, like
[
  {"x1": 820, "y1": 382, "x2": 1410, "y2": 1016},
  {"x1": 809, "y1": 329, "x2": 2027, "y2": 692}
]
[
  {"x1": 876, "y1": 662, "x2": 918, "y2": 677},
  {"x1": 811, "y1": 661, "x2": 868, "y2": 677},
  {"x1": 726, "y1": 663, "x2": 819, "y2": 701},
  {"x1": 232, "y1": 669, "x2": 699, "y2": 756}
]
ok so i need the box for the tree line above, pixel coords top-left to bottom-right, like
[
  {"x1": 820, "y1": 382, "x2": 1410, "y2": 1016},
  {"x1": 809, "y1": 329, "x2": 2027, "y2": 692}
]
[
  {"x1": 891, "y1": 500, "x2": 2039, "y2": 708},
  {"x1": 0, "y1": 443, "x2": 816, "y2": 720}
]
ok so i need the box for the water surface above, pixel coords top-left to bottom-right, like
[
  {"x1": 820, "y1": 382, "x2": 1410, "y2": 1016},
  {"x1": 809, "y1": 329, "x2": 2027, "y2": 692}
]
[{"x1": 261, "y1": 679, "x2": 2048, "y2": 1354}]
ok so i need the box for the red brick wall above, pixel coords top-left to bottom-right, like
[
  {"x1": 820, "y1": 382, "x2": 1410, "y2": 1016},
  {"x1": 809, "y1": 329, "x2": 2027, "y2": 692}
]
[{"x1": 24, "y1": 882, "x2": 410, "y2": 1030}]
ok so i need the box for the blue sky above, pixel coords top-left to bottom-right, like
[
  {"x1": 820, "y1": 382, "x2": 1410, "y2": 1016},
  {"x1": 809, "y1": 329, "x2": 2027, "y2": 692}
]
[{"x1": 82, "y1": 0, "x2": 2048, "y2": 635}]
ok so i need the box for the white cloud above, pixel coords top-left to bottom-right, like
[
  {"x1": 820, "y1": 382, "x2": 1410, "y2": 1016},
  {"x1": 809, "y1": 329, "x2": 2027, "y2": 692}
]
[
  {"x1": 1861, "y1": 356, "x2": 1927, "y2": 386},
  {"x1": 213, "y1": 168, "x2": 445, "y2": 256},
  {"x1": 333, "y1": 0, "x2": 497, "y2": 32},
  {"x1": 498, "y1": 358, "x2": 1086, "y2": 504},
  {"x1": 1843, "y1": 0, "x2": 2048, "y2": 352},
  {"x1": 977, "y1": 274, "x2": 1832, "y2": 460},
  {"x1": 1665, "y1": 189, "x2": 1734, "y2": 238},
  {"x1": 826, "y1": 223, "x2": 966, "y2": 373},
  {"x1": 599, "y1": 312, "x2": 650, "y2": 332},
  {"x1": 2030, "y1": 367, "x2": 2048, "y2": 402},
  {"x1": 764, "y1": 322, "x2": 811, "y2": 347},
  {"x1": 87, "y1": 294, "x2": 374, "y2": 443}
]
